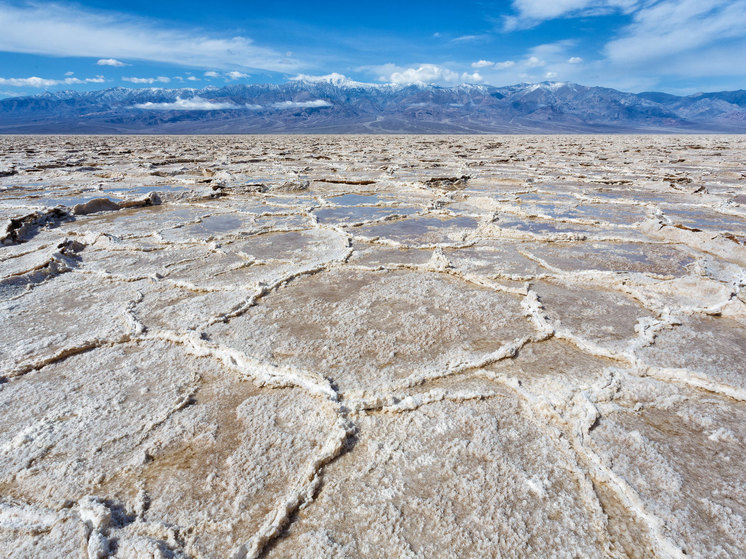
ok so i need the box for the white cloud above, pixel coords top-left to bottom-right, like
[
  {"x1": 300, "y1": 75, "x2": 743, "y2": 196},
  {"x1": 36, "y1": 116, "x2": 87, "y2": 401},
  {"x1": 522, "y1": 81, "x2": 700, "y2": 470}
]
[
  {"x1": 502, "y1": 41, "x2": 574, "y2": 74},
  {"x1": 494, "y1": 60, "x2": 516, "y2": 69},
  {"x1": 132, "y1": 96, "x2": 257, "y2": 110},
  {"x1": 452, "y1": 34, "x2": 482, "y2": 42},
  {"x1": 187, "y1": 76, "x2": 200, "y2": 81},
  {"x1": 471, "y1": 60, "x2": 494, "y2": 68},
  {"x1": 369, "y1": 63, "x2": 491, "y2": 86},
  {"x1": 460, "y1": 39, "x2": 593, "y2": 88},
  {"x1": 531, "y1": 40, "x2": 576, "y2": 56},
  {"x1": 97, "y1": 58, "x2": 128, "y2": 67},
  {"x1": 386, "y1": 64, "x2": 460, "y2": 85},
  {"x1": 0, "y1": 2, "x2": 298, "y2": 72},
  {"x1": 505, "y1": 0, "x2": 638, "y2": 29},
  {"x1": 525, "y1": 56, "x2": 545, "y2": 68},
  {"x1": 640, "y1": 40, "x2": 746, "y2": 80},
  {"x1": 64, "y1": 71, "x2": 74, "y2": 76},
  {"x1": 503, "y1": 0, "x2": 746, "y2": 93},
  {"x1": 605, "y1": 0, "x2": 746, "y2": 64},
  {"x1": 122, "y1": 76, "x2": 171, "y2": 84},
  {"x1": 0, "y1": 76, "x2": 59, "y2": 87},
  {"x1": 465, "y1": 41, "x2": 582, "y2": 85},
  {"x1": 461, "y1": 72, "x2": 484, "y2": 83},
  {"x1": 199, "y1": 70, "x2": 249, "y2": 80},
  {"x1": 272, "y1": 100, "x2": 332, "y2": 109},
  {"x1": 0, "y1": 75, "x2": 105, "y2": 87}
]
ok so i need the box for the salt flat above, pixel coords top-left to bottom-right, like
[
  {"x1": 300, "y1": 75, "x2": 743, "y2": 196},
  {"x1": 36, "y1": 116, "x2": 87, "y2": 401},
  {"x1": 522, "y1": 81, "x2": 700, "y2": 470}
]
[{"x1": 0, "y1": 135, "x2": 745, "y2": 559}]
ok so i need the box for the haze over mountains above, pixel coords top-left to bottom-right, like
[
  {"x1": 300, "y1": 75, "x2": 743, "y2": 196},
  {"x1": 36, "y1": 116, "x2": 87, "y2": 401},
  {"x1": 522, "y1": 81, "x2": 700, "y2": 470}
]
[{"x1": 1, "y1": 80, "x2": 745, "y2": 134}]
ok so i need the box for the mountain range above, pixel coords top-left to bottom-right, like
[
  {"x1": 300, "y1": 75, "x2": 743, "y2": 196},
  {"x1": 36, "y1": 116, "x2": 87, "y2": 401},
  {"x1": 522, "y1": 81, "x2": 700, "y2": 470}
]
[{"x1": 1, "y1": 80, "x2": 745, "y2": 134}]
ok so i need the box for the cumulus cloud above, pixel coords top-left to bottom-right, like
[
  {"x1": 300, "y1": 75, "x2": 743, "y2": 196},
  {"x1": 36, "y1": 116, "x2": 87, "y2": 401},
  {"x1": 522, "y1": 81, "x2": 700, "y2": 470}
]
[
  {"x1": 371, "y1": 63, "x2": 487, "y2": 86},
  {"x1": 187, "y1": 76, "x2": 200, "y2": 81},
  {"x1": 123, "y1": 76, "x2": 171, "y2": 84},
  {"x1": 0, "y1": 75, "x2": 105, "y2": 87},
  {"x1": 545, "y1": 71, "x2": 558, "y2": 78},
  {"x1": 272, "y1": 100, "x2": 332, "y2": 109},
  {"x1": 0, "y1": 2, "x2": 297, "y2": 72},
  {"x1": 204, "y1": 71, "x2": 220, "y2": 78},
  {"x1": 97, "y1": 58, "x2": 127, "y2": 67},
  {"x1": 386, "y1": 64, "x2": 459, "y2": 85},
  {"x1": 471, "y1": 60, "x2": 494, "y2": 68},
  {"x1": 132, "y1": 96, "x2": 257, "y2": 110},
  {"x1": 568, "y1": 56, "x2": 583, "y2": 63},
  {"x1": 461, "y1": 72, "x2": 483, "y2": 82},
  {"x1": 226, "y1": 71, "x2": 248, "y2": 80}
]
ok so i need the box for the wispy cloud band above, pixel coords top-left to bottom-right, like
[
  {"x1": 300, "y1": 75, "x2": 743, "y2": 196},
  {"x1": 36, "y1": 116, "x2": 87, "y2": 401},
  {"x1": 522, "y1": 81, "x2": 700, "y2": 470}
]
[
  {"x1": 131, "y1": 97, "x2": 331, "y2": 111},
  {"x1": 0, "y1": 75, "x2": 104, "y2": 87},
  {"x1": 132, "y1": 96, "x2": 253, "y2": 110},
  {"x1": 272, "y1": 100, "x2": 332, "y2": 109},
  {"x1": 0, "y1": 2, "x2": 298, "y2": 72}
]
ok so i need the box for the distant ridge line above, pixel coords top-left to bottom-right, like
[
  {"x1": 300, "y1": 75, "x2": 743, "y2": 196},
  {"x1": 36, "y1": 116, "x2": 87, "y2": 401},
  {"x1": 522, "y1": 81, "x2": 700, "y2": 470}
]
[{"x1": 1, "y1": 81, "x2": 745, "y2": 134}]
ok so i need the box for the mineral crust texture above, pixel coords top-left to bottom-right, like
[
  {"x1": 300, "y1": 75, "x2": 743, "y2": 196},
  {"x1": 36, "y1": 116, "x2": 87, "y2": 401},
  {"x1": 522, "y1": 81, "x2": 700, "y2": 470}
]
[{"x1": 1, "y1": 135, "x2": 745, "y2": 559}]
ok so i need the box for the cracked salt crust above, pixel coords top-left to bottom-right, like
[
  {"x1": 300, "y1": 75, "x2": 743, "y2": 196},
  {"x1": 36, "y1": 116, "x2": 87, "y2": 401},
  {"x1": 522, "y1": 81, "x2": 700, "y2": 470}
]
[{"x1": 0, "y1": 135, "x2": 745, "y2": 559}]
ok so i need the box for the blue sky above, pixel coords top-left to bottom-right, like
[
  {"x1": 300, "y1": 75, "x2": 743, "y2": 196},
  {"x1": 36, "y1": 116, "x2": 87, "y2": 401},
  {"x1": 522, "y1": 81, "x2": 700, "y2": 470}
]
[{"x1": 1, "y1": 0, "x2": 745, "y2": 98}]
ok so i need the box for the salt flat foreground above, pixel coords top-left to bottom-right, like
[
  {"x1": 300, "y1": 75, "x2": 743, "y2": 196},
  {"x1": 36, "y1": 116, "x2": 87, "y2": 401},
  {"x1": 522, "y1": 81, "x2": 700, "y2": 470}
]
[{"x1": 0, "y1": 135, "x2": 745, "y2": 559}]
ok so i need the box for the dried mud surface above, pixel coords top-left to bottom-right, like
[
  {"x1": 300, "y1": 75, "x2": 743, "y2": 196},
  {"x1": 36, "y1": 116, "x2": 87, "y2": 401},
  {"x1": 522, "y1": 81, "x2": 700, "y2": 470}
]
[{"x1": 1, "y1": 135, "x2": 745, "y2": 559}]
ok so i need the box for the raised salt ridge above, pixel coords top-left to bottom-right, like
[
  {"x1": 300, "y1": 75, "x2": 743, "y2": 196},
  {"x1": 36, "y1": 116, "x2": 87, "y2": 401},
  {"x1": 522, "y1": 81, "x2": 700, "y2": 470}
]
[{"x1": 0, "y1": 135, "x2": 744, "y2": 558}]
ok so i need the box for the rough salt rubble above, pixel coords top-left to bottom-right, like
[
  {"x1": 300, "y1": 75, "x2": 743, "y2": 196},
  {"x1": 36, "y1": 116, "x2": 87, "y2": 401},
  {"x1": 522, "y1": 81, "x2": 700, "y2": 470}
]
[{"x1": 0, "y1": 135, "x2": 744, "y2": 559}]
